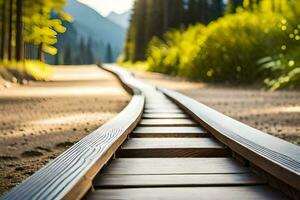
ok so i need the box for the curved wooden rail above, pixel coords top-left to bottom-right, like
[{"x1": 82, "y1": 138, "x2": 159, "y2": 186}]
[
  {"x1": 2, "y1": 64, "x2": 299, "y2": 199},
  {"x1": 159, "y1": 87, "x2": 300, "y2": 191},
  {"x1": 1, "y1": 67, "x2": 145, "y2": 200}
]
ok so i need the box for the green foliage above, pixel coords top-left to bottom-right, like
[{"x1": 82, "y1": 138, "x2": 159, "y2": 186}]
[
  {"x1": 0, "y1": 0, "x2": 70, "y2": 62},
  {"x1": 148, "y1": 11, "x2": 283, "y2": 82},
  {"x1": 259, "y1": 1, "x2": 300, "y2": 89},
  {"x1": 23, "y1": 0, "x2": 71, "y2": 56},
  {"x1": 0, "y1": 0, "x2": 69, "y2": 81},
  {"x1": 146, "y1": 0, "x2": 300, "y2": 89},
  {"x1": 122, "y1": 0, "x2": 224, "y2": 63}
]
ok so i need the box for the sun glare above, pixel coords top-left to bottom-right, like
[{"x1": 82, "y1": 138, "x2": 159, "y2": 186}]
[{"x1": 78, "y1": 0, "x2": 134, "y2": 16}]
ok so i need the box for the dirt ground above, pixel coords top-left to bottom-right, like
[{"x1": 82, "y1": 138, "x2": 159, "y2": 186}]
[
  {"x1": 0, "y1": 65, "x2": 130, "y2": 195},
  {"x1": 132, "y1": 69, "x2": 300, "y2": 146}
]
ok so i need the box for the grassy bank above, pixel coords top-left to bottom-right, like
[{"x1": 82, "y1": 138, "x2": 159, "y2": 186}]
[{"x1": 0, "y1": 60, "x2": 53, "y2": 83}]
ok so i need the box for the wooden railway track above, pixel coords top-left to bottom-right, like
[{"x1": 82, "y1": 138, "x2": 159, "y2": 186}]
[{"x1": 2, "y1": 64, "x2": 300, "y2": 200}]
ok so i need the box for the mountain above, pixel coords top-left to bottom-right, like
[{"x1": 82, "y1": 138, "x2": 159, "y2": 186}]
[
  {"x1": 46, "y1": 0, "x2": 127, "y2": 64},
  {"x1": 106, "y1": 11, "x2": 131, "y2": 29}
]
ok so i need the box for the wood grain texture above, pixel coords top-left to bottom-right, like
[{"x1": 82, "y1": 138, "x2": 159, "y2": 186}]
[
  {"x1": 139, "y1": 119, "x2": 196, "y2": 126},
  {"x1": 2, "y1": 66, "x2": 146, "y2": 200},
  {"x1": 142, "y1": 113, "x2": 189, "y2": 119},
  {"x1": 145, "y1": 104, "x2": 178, "y2": 109},
  {"x1": 121, "y1": 138, "x2": 224, "y2": 149},
  {"x1": 102, "y1": 158, "x2": 250, "y2": 175},
  {"x1": 132, "y1": 126, "x2": 209, "y2": 138},
  {"x1": 144, "y1": 109, "x2": 184, "y2": 114},
  {"x1": 93, "y1": 173, "x2": 266, "y2": 188},
  {"x1": 117, "y1": 138, "x2": 229, "y2": 157},
  {"x1": 117, "y1": 148, "x2": 230, "y2": 158},
  {"x1": 160, "y1": 87, "x2": 300, "y2": 190},
  {"x1": 86, "y1": 186, "x2": 287, "y2": 200}
]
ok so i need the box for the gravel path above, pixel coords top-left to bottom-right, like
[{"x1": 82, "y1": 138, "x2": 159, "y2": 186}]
[
  {"x1": 132, "y1": 69, "x2": 300, "y2": 146},
  {"x1": 0, "y1": 65, "x2": 130, "y2": 195}
]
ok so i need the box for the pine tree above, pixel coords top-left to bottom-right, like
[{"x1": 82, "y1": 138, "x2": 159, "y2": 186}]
[
  {"x1": 64, "y1": 44, "x2": 72, "y2": 65},
  {"x1": 225, "y1": 0, "x2": 243, "y2": 13},
  {"x1": 210, "y1": 0, "x2": 224, "y2": 21},
  {"x1": 79, "y1": 37, "x2": 86, "y2": 64},
  {"x1": 122, "y1": 0, "x2": 228, "y2": 62},
  {"x1": 54, "y1": 52, "x2": 59, "y2": 65},
  {"x1": 167, "y1": 0, "x2": 184, "y2": 28},
  {"x1": 132, "y1": 0, "x2": 147, "y2": 61},
  {"x1": 7, "y1": 0, "x2": 13, "y2": 60},
  {"x1": 86, "y1": 37, "x2": 94, "y2": 64},
  {"x1": 0, "y1": 0, "x2": 69, "y2": 62},
  {"x1": 0, "y1": 0, "x2": 7, "y2": 60},
  {"x1": 15, "y1": 0, "x2": 23, "y2": 61},
  {"x1": 106, "y1": 43, "x2": 113, "y2": 63}
]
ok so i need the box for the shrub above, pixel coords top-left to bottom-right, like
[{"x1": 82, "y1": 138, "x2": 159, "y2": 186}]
[
  {"x1": 147, "y1": 11, "x2": 285, "y2": 83},
  {"x1": 260, "y1": 1, "x2": 300, "y2": 90},
  {"x1": 0, "y1": 60, "x2": 53, "y2": 83},
  {"x1": 146, "y1": 1, "x2": 300, "y2": 88}
]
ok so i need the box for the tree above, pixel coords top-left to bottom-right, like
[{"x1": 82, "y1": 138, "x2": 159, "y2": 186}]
[
  {"x1": 0, "y1": 0, "x2": 69, "y2": 62},
  {"x1": 86, "y1": 37, "x2": 94, "y2": 64},
  {"x1": 23, "y1": 0, "x2": 70, "y2": 61},
  {"x1": 79, "y1": 37, "x2": 86, "y2": 64},
  {"x1": 15, "y1": 0, "x2": 23, "y2": 61},
  {"x1": 106, "y1": 43, "x2": 113, "y2": 63},
  {"x1": 7, "y1": 0, "x2": 13, "y2": 60},
  {"x1": 54, "y1": 52, "x2": 59, "y2": 65},
  {"x1": 210, "y1": 0, "x2": 224, "y2": 20},
  {"x1": 0, "y1": 0, "x2": 7, "y2": 59},
  {"x1": 225, "y1": 0, "x2": 243, "y2": 13},
  {"x1": 122, "y1": 0, "x2": 227, "y2": 62},
  {"x1": 132, "y1": 0, "x2": 147, "y2": 61},
  {"x1": 64, "y1": 44, "x2": 72, "y2": 65},
  {"x1": 167, "y1": 0, "x2": 185, "y2": 28}
]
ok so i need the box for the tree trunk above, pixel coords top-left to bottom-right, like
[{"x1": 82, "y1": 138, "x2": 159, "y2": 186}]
[
  {"x1": 1, "y1": 1, "x2": 7, "y2": 60},
  {"x1": 7, "y1": 0, "x2": 13, "y2": 60},
  {"x1": 37, "y1": 43, "x2": 44, "y2": 62},
  {"x1": 163, "y1": 0, "x2": 168, "y2": 32},
  {"x1": 15, "y1": 0, "x2": 23, "y2": 61},
  {"x1": 28, "y1": 43, "x2": 32, "y2": 59}
]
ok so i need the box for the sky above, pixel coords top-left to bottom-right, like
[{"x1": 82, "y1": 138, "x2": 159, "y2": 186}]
[{"x1": 78, "y1": 0, "x2": 134, "y2": 16}]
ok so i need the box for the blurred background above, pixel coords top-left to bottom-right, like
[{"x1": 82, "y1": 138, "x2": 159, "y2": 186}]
[{"x1": 0, "y1": 0, "x2": 299, "y2": 89}]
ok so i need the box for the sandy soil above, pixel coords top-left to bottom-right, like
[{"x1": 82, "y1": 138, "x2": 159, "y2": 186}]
[
  {"x1": 0, "y1": 65, "x2": 130, "y2": 195},
  {"x1": 132, "y1": 69, "x2": 300, "y2": 145}
]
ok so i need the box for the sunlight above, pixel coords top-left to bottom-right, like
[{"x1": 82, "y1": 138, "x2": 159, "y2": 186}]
[{"x1": 78, "y1": 0, "x2": 134, "y2": 16}]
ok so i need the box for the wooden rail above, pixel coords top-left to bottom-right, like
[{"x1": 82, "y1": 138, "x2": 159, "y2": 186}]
[
  {"x1": 1, "y1": 65, "x2": 144, "y2": 200},
  {"x1": 160, "y1": 88, "x2": 300, "y2": 189},
  {"x1": 2, "y1": 64, "x2": 300, "y2": 199}
]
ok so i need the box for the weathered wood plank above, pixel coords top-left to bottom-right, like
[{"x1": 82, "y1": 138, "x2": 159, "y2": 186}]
[
  {"x1": 144, "y1": 109, "x2": 184, "y2": 114},
  {"x1": 1, "y1": 65, "x2": 145, "y2": 200},
  {"x1": 139, "y1": 119, "x2": 196, "y2": 126},
  {"x1": 142, "y1": 113, "x2": 189, "y2": 119},
  {"x1": 122, "y1": 138, "x2": 224, "y2": 149},
  {"x1": 102, "y1": 158, "x2": 250, "y2": 175},
  {"x1": 93, "y1": 173, "x2": 266, "y2": 188},
  {"x1": 145, "y1": 104, "x2": 178, "y2": 109},
  {"x1": 117, "y1": 138, "x2": 228, "y2": 157},
  {"x1": 86, "y1": 186, "x2": 287, "y2": 200},
  {"x1": 160, "y1": 87, "x2": 300, "y2": 190},
  {"x1": 132, "y1": 126, "x2": 209, "y2": 138}
]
